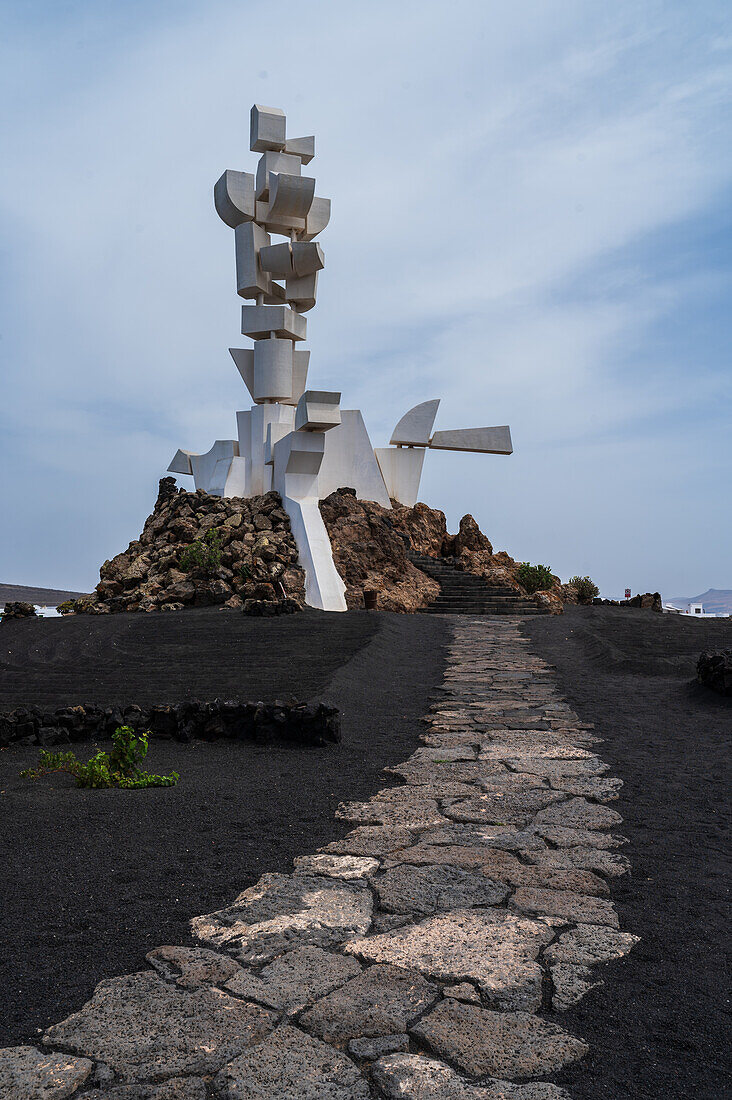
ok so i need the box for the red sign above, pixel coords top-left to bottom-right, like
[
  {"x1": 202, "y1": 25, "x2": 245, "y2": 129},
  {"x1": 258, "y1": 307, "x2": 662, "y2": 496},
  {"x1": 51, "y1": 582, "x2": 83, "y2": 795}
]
[{"x1": 625, "y1": 588, "x2": 631, "y2": 599}]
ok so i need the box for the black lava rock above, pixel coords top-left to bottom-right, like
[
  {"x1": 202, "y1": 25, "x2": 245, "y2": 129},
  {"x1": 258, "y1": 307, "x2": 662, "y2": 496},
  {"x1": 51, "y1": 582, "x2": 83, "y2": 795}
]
[{"x1": 697, "y1": 651, "x2": 732, "y2": 697}]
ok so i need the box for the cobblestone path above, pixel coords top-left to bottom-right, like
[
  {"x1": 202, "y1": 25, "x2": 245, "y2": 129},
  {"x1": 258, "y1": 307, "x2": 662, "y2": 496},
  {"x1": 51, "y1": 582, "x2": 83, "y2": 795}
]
[{"x1": 0, "y1": 617, "x2": 637, "y2": 1099}]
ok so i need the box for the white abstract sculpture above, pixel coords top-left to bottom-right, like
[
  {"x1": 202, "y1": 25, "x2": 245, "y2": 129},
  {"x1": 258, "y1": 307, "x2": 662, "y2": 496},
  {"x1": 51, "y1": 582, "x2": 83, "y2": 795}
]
[{"x1": 169, "y1": 105, "x2": 514, "y2": 611}]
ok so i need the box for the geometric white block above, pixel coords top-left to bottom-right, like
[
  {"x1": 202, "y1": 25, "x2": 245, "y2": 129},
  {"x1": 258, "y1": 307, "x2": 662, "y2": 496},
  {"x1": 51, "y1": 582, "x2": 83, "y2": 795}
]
[
  {"x1": 168, "y1": 448, "x2": 194, "y2": 475},
  {"x1": 284, "y1": 135, "x2": 315, "y2": 163},
  {"x1": 255, "y1": 151, "x2": 301, "y2": 200},
  {"x1": 188, "y1": 440, "x2": 239, "y2": 494},
  {"x1": 259, "y1": 242, "x2": 294, "y2": 278},
  {"x1": 255, "y1": 200, "x2": 306, "y2": 236},
  {"x1": 291, "y1": 350, "x2": 310, "y2": 406},
  {"x1": 250, "y1": 104, "x2": 286, "y2": 152},
  {"x1": 253, "y1": 338, "x2": 294, "y2": 402},
  {"x1": 317, "y1": 411, "x2": 391, "y2": 507},
  {"x1": 238, "y1": 403, "x2": 295, "y2": 497},
  {"x1": 301, "y1": 196, "x2": 331, "y2": 241},
  {"x1": 295, "y1": 390, "x2": 341, "y2": 432},
  {"x1": 272, "y1": 431, "x2": 348, "y2": 612},
  {"x1": 375, "y1": 446, "x2": 426, "y2": 507},
  {"x1": 229, "y1": 348, "x2": 255, "y2": 399},
  {"x1": 390, "y1": 399, "x2": 440, "y2": 446},
  {"x1": 291, "y1": 241, "x2": 325, "y2": 277},
  {"x1": 429, "y1": 426, "x2": 513, "y2": 454},
  {"x1": 268, "y1": 173, "x2": 316, "y2": 221},
  {"x1": 214, "y1": 171, "x2": 255, "y2": 228},
  {"x1": 235, "y1": 221, "x2": 271, "y2": 299},
  {"x1": 241, "y1": 305, "x2": 307, "y2": 341},
  {"x1": 286, "y1": 271, "x2": 318, "y2": 312}
]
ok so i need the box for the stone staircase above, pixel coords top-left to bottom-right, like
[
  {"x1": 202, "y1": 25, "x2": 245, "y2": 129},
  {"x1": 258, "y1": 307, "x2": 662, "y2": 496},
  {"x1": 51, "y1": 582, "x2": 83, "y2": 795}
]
[{"x1": 408, "y1": 551, "x2": 549, "y2": 615}]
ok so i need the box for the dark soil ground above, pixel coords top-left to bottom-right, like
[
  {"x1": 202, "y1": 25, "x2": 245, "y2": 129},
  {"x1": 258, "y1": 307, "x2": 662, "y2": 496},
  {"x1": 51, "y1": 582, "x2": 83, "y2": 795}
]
[
  {"x1": 0, "y1": 606, "x2": 383, "y2": 709},
  {"x1": 0, "y1": 610, "x2": 449, "y2": 1046},
  {"x1": 524, "y1": 605, "x2": 732, "y2": 1100}
]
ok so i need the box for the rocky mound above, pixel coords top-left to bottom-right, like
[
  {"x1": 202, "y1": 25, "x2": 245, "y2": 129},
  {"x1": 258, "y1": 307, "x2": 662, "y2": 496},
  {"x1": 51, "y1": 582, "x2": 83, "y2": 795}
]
[
  {"x1": 319, "y1": 489, "x2": 564, "y2": 613},
  {"x1": 1, "y1": 602, "x2": 37, "y2": 621},
  {"x1": 67, "y1": 479, "x2": 306, "y2": 615},
  {"x1": 65, "y1": 479, "x2": 570, "y2": 616}
]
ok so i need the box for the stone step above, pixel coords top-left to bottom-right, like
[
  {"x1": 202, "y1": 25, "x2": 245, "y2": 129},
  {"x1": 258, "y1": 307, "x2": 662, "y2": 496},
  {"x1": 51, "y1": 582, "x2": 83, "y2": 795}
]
[{"x1": 407, "y1": 549, "x2": 547, "y2": 616}]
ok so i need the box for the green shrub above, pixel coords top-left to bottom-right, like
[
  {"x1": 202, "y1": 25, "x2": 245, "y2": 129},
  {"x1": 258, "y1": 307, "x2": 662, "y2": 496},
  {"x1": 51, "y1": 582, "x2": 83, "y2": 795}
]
[
  {"x1": 56, "y1": 599, "x2": 76, "y2": 614},
  {"x1": 20, "y1": 726, "x2": 179, "y2": 789},
  {"x1": 568, "y1": 575, "x2": 600, "y2": 601},
  {"x1": 517, "y1": 562, "x2": 554, "y2": 594},
  {"x1": 179, "y1": 527, "x2": 222, "y2": 576}
]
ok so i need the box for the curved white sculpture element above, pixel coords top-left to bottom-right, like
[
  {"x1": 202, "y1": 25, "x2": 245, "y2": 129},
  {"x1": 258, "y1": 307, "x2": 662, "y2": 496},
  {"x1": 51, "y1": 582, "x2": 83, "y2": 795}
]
[
  {"x1": 255, "y1": 152, "x2": 301, "y2": 200},
  {"x1": 301, "y1": 196, "x2": 331, "y2": 242},
  {"x1": 214, "y1": 171, "x2": 255, "y2": 228},
  {"x1": 268, "y1": 173, "x2": 316, "y2": 220},
  {"x1": 292, "y1": 241, "x2": 324, "y2": 276},
  {"x1": 286, "y1": 271, "x2": 318, "y2": 312},
  {"x1": 390, "y1": 399, "x2": 440, "y2": 446},
  {"x1": 259, "y1": 241, "x2": 294, "y2": 278}
]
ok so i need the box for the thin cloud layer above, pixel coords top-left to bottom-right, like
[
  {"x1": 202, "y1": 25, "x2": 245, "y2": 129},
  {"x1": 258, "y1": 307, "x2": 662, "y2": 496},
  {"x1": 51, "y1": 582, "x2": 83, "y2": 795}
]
[{"x1": 1, "y1": 0, "x2": 730, "y2": 595}]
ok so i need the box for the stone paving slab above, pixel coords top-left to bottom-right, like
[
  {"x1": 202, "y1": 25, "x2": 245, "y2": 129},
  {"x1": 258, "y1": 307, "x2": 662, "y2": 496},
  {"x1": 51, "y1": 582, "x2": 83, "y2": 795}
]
[
  {"x1": 0, "y1": 1045, "x2": 92, "y2": 1100},
  {"x1": 372, "y1": 1053, "x2": 572, "y2": 1098},
  {"x1": 411, "y1": 1000, "x2": 588, "y2": 1078},
  {"x1": 43, "y1": 972, "x2": 276, "y2": 1080},
  {"x1": 0, "y1": 616, "x2": 636, "y2": 1099},
  {"x1": 214, "y1": 1025, "x2": 371, "y2": 1099},
  {"x1": 344, "y1": 908, "x2": 554, "y2": 1011}
]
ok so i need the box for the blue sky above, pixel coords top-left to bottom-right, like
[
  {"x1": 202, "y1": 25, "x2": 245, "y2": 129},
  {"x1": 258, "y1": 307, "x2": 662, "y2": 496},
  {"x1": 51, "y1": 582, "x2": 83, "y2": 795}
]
[{"x1": 1, "y1": 0, "x2": 730, "y2": 598}]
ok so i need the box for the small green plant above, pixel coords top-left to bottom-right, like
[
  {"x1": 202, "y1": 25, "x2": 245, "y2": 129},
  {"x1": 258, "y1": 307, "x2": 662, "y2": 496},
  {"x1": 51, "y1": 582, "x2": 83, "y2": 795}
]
[
  {"x1": 56, "y1": 599, "x2": 76, "y2": 615},
  {"x1": 239, "y1": 562, "x2": 252, "y2": 581},
  {"x1": 568, "y1": 575, "x2": 600, "y2": 602},
  {"x1": 517, "y1": 562, "x2": 554, "y2": 594},
  {"x1": 20, "y1": 726, "x2": 179, "y2": 789},
  {"x1": 179, "y1": 527, "x2": 222, "y2": 576}
]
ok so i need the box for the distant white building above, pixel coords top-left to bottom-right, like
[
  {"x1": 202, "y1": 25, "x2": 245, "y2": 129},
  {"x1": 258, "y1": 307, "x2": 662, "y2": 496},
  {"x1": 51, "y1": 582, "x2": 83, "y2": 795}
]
[{"x1": 663, "y1": 600, "x2": 730, "y2": 619}]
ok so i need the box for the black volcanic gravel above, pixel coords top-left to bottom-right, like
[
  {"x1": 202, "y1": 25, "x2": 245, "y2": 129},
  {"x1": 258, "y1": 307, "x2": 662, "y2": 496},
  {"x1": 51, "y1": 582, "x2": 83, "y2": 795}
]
[
  {"x1": 523, "y1": 605, "x2": 732, "y2": 1100},
  {"x1": 0, "y1": 610, "x2": 449, "y2": 1045}
]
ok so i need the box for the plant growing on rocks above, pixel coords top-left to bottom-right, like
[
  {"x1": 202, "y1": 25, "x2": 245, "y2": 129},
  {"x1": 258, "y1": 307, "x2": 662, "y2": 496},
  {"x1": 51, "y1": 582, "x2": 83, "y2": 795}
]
[
  {"x1": 568, "y1": 575, "x2": 600, "y2": 602},
  {"x1": 517, "y1": 562, "x2": 554, "y2": 594},
  {"x1": 20, "y1": 726, "x2": 179, "y2": 789},
  {"x1": 179, "y1": 528, "x2": 222, "y2": 576}
]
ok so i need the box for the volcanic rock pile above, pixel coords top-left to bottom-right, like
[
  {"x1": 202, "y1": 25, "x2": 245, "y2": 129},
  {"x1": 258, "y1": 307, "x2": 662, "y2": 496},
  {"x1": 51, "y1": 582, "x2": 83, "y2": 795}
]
[
  {"x1": 60, "y1": 479, "x2": 568, "y2": 616},
  {"x1": 319, "y1": 489, "x2": 564, "y2": 613},
  {"x1": 68, "y1": 479, "x2": 306, "y2": 615},
  {"x1": 1, "y1": 602, "x2": 36, "y2": 621}
]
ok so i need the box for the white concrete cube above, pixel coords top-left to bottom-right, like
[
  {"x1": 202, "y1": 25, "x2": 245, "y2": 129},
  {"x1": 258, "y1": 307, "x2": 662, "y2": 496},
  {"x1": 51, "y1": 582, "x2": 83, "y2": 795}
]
[
  {"x1": 241, "y1": 304, "x2": 307, "y2": 341},
  {"x1": 250, "y1": 104, "x2": 286, "y2": 152},
  {"x1": 295, "y1": 390, "x2": 341, "y2": 432}
]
